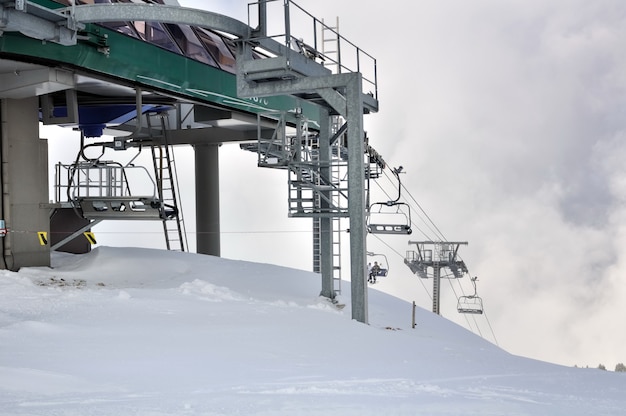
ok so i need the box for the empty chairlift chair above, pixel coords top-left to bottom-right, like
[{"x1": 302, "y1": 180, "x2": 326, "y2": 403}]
[
  {"x1": 367, "y1": 166, "x2": 412, "y2": 235},
  {"x1": 65, "y1": 160, "x2": 166, "y2": 220},
  {"x1": 367, "y1": 201, "x2": 412, "y2": 235},
  {"x1": 457, "y1": 276, "x2": 483, "y2": 314},
  {"x1": 457, "y1": 295, "x2": 483, "y2": 314}
]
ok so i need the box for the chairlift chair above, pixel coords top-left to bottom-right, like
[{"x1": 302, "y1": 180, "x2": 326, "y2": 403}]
[
  {"x1": 369, "y1": 267, "x2": 388, "y2": 278},
  {"x1": 457, "y1": 295, "x2": 484, "y2": 314},
  {"x1": 65, "y1": 159, "x2": 165, "y2": 220},
  {"x1": 457, "y1": 275, "x2": 483, "y2": 314},
  {"x1": 367, "y1": 201, "x2": 412, "y2": 235},
  {"x1": 367, "y1": 165, "x2": 412, "y2": 235},
  {"x1": 367, "y1": 251, "x2": 389, "y2": 277}
]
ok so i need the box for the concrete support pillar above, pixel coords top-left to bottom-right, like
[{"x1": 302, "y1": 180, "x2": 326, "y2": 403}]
[
  {"x1": 0, "y1": 97, "x2": 50, "y2": 270},
  {"x1": 194, "y1": 143, "x2": 220, "y2": 256}
]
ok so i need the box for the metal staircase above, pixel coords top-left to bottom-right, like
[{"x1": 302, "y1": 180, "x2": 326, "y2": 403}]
[
  {"x1": 243, "y1": 108, "x2": 347, "y2": 294},
  {"x1": 287, "y1": 159, "x2": 349, "y2": 218},
  {"x1": 287, "y1": 114, "x2": 349, "y2": 218},
  {"x1": 243, "y1": 110, "x2": 350, "y2": 219}
]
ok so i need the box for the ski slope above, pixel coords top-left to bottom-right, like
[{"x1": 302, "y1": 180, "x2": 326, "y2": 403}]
[{"x1": 1, "y1": 247, "x2": 624, "y2": 415}]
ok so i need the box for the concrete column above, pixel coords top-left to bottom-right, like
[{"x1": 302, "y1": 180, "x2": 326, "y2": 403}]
[
  {"x1": 0, "y1": 97, "x2": 50, "y2": 270},
  {"x1": 194, "y1": 143, "x2": 220, "y2": 256}
]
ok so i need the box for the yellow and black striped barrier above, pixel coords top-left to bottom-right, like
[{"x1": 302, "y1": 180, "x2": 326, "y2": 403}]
[
  {"x1": 37, "y1": 232, "x2": 48, "y2": 246},
  {"x1": 83, "y1": 232, "x2": 97, "y2": 245}
]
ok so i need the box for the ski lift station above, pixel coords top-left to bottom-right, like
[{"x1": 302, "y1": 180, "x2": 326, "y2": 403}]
[{"x1": 0, "y1": 0, "x2": 383, "y2": 322}]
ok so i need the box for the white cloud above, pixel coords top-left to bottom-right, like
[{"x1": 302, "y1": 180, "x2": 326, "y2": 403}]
[
  {"x1": 288, "y1": 0, "x2": 626, "y2": 367},
  {"x1": 42, "y1": 0, "x2": 626, "y2": 368}
]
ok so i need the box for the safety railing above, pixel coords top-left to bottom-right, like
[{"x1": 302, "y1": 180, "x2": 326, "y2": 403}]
[
  {"x1": 55, "y1": 161, "x2": 157, "y2": 203},
  {"x1": 246, "y1": 0, "x2": 377, "y2": 99}
]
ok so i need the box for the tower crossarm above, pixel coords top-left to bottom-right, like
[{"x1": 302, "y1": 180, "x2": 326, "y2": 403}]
[
  {"x1": 406, "y1": 240, "x2": 469, "y2": 315},
  {"x1": 405, "y1": 241, "x2": 468, "y2": 270}
]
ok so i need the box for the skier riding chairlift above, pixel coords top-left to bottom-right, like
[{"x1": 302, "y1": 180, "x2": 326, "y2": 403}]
[{"x1": 368, "y1": 261, "x2": 386, "y2": 283}]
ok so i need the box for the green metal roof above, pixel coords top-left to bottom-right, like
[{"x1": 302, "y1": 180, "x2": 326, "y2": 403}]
[{"x1": 1, "y1": 0, "x2": 322, "y2": 123}]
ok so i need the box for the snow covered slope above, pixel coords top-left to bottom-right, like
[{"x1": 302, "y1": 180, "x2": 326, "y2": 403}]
[{"x1": 1, "y1": 247, "x2": 624, "y2": 415}]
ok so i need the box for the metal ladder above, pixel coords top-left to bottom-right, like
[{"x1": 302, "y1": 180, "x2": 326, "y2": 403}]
[
  {"x1": 331, "y1": 215, "x2": 342, "y2": 294},
  {"x1": 311, "y1": 115, "x2": 344, "y2": 294},
  {"x1": 311, "y1": 158, "x2": 343, "y2": 293},
  {"x1": 311, "y1": 135, "x2": 322, "y2": 274},
  {"x1": 329, "y1": 116, "x2": 343, "y2": 294},
  {"x1": 311, "y1": 214, "x2": 343, "y2": 295},
  {"x1": 322, "y1": 22, "x2": 344, "y2": 294},
  {"x1": 322, "y1": 17, "x2": 340, "y2": 74},
  {"x1": 147, "y1": 113, "x2": 188, "y2": 252},
  {"x1": 312, "y1": 218, "x2": 321, "y2": 273}
]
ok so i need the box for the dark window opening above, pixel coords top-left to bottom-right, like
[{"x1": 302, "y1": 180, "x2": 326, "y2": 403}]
[
  {"x1": 101, "y1": 21, "x2": 140, "y2": 38},
  {"x1": 194, "y1": 27, "x2": 236, "y2": 73},
  {"x1": 132, "y1": 21, "x2": 181, "y2": 54},
  {"x1": 164, "y1": 24, "x2": 217, "y2": 67}
]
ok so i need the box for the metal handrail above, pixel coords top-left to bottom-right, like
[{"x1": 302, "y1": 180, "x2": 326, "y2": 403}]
[
  {"x1": 246, "y1": 0, "x2": 377, "y2": 99},
  {"x1": 55, "y1": 161, "x2": 158, "y2": 203}
]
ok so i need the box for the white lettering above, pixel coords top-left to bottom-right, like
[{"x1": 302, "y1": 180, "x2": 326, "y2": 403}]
[{"x1": 248, "y1": 97, "x2": 269, "y2": 106}]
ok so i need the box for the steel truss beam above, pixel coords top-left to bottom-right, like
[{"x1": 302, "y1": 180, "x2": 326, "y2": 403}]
[
  {"x1": 1, "y1": 2, "x2": 248, "y2": 47},
  {"x1": 65, "y1": 3, "x2": 249, "y2": 39},
  {"x1": 0, "y1": 0, "x2": 79, "y2": 45}
]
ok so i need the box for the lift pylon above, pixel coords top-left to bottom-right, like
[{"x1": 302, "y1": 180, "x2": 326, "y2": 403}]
[
  {"x1": 404, "y1": 240, "x2": 468, "y2": 315},
  {"x1": 235, "y1": 0, "x2": 378, "y2": 323}
]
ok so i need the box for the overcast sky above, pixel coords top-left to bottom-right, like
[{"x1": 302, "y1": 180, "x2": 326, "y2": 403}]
[{"x1": 46, "y1": 0, "x2": 626, "y2": 369}]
